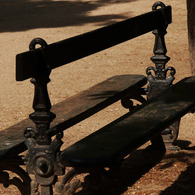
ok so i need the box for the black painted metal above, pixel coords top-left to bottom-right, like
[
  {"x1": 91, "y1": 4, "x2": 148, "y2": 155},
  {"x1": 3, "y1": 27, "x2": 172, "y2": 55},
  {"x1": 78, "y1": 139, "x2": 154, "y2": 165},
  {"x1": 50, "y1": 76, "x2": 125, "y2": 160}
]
[
  {"x1": 146, "y1": 1, "x2": 179, "y2": 150},
  {"x1": 16, "y1": 5, "x2": 171, "y2": 81},
  {"x1": 3, "y1": 1, "x2": 194, "y2": 194},
  {"x1": 146, "y1": 28, "x2": 176, "y2": 98},
  {"x1": 26, "y1": 38, "x2": 56, "y2": 145},
  {"x1": 23, "y1": 39, "x2": 64, "y2": 194},
  {"x1": 0, "y1": 75, "x2": 146, "y2": 162}
]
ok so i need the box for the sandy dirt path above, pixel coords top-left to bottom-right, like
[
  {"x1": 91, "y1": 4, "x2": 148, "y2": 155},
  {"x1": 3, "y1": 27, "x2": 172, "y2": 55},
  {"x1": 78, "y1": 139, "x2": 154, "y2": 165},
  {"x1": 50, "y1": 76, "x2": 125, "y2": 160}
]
[{"x1": 0, "y1": 0, "x2": 194, "y2": 194}]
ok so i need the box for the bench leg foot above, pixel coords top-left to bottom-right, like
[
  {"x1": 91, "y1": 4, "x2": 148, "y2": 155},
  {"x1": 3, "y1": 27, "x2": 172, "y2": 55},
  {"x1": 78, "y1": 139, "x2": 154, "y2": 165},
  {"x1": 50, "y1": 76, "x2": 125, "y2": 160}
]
[
  {"x1": 162, "y1": 120, "x2": 180, "y2": 151},
  {"x1": 150, "y1": 133, "x2": 166, "y2": 154}
]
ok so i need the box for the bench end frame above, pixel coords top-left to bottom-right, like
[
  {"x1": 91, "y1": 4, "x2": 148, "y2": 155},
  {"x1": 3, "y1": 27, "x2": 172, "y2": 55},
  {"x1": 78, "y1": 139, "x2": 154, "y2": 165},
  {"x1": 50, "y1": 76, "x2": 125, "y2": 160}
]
[
  {"x1": 146, "y1": 1, "x2": 179, "y2": 150},
  {"x1": 23, "y1": 38, "x2": 65, "y2": 194}
]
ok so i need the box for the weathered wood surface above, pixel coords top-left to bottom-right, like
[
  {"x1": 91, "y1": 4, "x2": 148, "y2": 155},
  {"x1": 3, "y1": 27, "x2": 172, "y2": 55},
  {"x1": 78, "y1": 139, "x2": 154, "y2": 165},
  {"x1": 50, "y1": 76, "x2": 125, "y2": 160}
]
[
  {"x1": 0, "y1": 119, "x2": 34, "y2": 160},
  {"x1": 0, "y1": 75, "x2": 146, "y2": 159},
  {"x1": 60, "y1": 77, "x2": 195, "y2": 167},
  {"x1": 16, "y1": 6, "x2": 171, "y2": 81},
  {"x1": 50, "y1": 75, "x2": 146, "y2": 134}
]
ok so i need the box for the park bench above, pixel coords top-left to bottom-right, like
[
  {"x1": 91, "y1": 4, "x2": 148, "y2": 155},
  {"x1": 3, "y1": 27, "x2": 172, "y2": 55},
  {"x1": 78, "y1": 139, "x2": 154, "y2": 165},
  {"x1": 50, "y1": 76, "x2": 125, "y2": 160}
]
[{"x1": 0, "y1": 1, "x2": 195, "y2": 194}]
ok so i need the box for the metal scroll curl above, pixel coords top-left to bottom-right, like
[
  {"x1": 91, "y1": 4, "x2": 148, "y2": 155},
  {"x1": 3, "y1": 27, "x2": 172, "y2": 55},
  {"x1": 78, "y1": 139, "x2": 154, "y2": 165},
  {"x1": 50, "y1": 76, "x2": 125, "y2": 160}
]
[
  {"x1": 121, "y1": 88, "x2": 146, "y2": 111},
  {"x1": 55, "y1": 165, "x2": 121, "y2": 195},
  {"x1": 0, "y1": 158, "x2": 31, "y2": 195}
]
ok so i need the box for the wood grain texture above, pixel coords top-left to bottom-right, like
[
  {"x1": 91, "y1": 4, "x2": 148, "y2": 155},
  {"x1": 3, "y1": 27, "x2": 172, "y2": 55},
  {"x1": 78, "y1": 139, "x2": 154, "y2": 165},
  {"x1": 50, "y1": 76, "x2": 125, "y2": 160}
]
[{"x1": 60, "y1": 77, "x2": 195, "y2": 167}]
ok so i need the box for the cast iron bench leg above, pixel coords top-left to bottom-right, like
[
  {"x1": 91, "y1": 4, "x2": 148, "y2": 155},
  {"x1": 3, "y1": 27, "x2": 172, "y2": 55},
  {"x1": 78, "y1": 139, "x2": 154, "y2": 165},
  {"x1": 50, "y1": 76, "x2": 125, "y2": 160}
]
[{"x1": 146, "y1": 2, "x2": 179, "y2": 150}]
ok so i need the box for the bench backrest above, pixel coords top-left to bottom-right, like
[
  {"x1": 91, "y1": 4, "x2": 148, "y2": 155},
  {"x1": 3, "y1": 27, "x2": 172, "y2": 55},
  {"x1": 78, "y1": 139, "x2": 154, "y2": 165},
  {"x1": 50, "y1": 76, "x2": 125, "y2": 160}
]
[
  {"x1": 16, "y1": 4, "x2": 171, "y2": 81},
  {"x1": 15, "y1": 2, "x2": 172, "y2": 146}
]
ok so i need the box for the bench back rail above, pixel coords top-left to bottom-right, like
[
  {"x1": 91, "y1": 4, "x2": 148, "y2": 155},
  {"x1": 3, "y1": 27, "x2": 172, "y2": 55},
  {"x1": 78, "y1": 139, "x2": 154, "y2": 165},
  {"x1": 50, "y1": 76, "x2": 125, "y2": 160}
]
[{"x1": 16, "y1": 3, "x2": 171, "y2": 81}]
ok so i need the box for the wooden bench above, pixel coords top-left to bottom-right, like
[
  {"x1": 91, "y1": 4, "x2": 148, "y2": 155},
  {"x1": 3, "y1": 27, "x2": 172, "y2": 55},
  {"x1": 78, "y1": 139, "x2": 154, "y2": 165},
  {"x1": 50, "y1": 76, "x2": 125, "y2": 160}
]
[{"x1": 1, "y1": 1, "x2": 194, "y2": 194}]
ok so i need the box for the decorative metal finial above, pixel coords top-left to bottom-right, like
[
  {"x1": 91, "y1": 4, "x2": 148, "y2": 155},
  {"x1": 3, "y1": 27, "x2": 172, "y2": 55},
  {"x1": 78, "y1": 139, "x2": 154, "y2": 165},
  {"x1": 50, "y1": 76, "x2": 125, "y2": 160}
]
[
  {"x1": 146, "y1": 3, "x2": 176, "y2": 99},
  {"x1": 27, "y1": 38, "x2": 56, "y2": 145}
]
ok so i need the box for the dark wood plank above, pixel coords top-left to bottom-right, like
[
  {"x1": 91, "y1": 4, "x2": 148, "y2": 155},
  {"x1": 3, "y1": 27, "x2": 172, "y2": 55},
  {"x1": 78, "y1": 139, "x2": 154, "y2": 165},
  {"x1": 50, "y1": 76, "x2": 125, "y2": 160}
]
[
  {"x1": 60, "y1": 77, "x2": 195, "y2": 167},
  {"x1": 16, "y1": 6, "x2": 171, "y2": 81},
  {"x1": 0, "y1": 75, "x2": 146, "y2": 159},
  {"x1": 0, "y1": 119, "x2": 34, "y2": 160},
  {"x1": 50, "y1": 75, "x2": 147, "y2": 133}
]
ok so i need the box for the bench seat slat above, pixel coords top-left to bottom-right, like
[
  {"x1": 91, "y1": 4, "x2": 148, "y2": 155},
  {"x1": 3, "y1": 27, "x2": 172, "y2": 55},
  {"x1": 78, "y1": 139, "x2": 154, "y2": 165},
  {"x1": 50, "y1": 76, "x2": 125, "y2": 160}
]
[
  {"x1": 60, "y1": 76, "x2": 195, "y2": 167},
  {"x1": 0, "y1": 74, "x2": 146, "y2": 160},
  {"x1": 50, "y1": 75, "x2": 147, "y2": 133},
  {"x1": 16, "y1": 6, "x2": 171, "y2": 81},
  {"x1": 0, "y1": 119, "x2": 34, "y2": 160}
]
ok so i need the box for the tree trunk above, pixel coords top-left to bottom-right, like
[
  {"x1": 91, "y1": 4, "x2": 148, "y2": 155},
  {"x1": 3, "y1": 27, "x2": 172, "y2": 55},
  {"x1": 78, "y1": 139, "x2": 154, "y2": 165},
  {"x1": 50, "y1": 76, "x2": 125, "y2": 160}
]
[{"x1": 187, "y1": 0, "x2": 195, "y2": 76}]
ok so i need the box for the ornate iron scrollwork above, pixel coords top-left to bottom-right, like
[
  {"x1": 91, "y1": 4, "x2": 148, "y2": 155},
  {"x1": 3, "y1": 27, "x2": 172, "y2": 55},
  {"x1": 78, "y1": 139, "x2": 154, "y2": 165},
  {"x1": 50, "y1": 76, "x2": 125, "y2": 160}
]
[
  {"x1": 55, "y1": 168, "x2": 81, "y2": 195},
  {"x1": 0, "y1": 157, "x2": 31, "y2": 195},
  {"x1": 121, "y1": 88, "x2": 146, "y2": 111},
  {"x1": 24, "y1": 38, "x2": 65, "y2": 194},
  {"x1": 55, "y1": 165, "x2": 121, "y2": 195},
  {"x1": 146, "y1": 2, "x2": 179, "y2": 150}
]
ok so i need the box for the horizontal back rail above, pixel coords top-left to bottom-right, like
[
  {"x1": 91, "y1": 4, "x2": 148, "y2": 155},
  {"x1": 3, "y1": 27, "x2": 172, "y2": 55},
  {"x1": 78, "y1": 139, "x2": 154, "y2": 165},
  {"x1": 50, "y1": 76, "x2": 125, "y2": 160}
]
[{"x1": 16, "y1": 6, "x2": 171, "y2": 81}]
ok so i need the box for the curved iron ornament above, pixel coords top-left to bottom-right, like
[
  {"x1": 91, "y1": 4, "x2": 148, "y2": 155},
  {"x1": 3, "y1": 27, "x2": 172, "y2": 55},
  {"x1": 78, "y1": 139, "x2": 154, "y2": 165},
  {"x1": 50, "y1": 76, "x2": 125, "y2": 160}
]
[
  {"x1": 55, "y1": 165, "x2": 121, "y2": 195},
  {"x1": 0, "y1": 157, "x2": 31, "y2": 195},
  {"x1": 121, "y1": 88, "x2": 146, "y2": 110},
  {"x1": 55, "y1": 168, "x2": 81, "y2": 195}
]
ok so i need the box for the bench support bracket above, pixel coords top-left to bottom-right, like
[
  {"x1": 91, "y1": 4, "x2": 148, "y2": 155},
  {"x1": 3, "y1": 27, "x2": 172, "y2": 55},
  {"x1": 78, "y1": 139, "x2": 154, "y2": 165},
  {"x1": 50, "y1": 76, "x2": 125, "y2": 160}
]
[
  {"x1": 23, "y1": 38, "x2": 65, "y2": 194},
  {"x1": 146, "y1": 2, "x2": 179, "y2": 150}
]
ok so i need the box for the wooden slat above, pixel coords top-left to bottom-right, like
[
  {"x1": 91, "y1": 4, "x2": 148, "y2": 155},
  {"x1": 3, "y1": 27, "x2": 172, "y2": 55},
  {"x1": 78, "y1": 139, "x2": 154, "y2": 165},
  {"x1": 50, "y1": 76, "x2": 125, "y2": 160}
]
[
  {"x1": 16, "y1": 6, "x2": 171, "y2": 81},
  {"x1": 50, "y1": 75, "x2": 147, "y2": 133},
  {"x1": 0, "y1": 119, "x2": 34, "y2": 160},
  {"x1": 60, "y1": 77, "x2": 195, "y2": 167},
  {"x1": 0, "y1": 75, "x2": 146, "y2": 159}
]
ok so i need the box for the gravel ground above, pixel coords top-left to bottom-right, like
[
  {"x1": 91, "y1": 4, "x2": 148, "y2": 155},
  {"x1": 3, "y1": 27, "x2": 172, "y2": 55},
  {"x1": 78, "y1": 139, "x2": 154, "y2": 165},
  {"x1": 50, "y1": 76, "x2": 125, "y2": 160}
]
[{"x1": 0, "y1": 0, "x2": 194, "y2": 194}]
